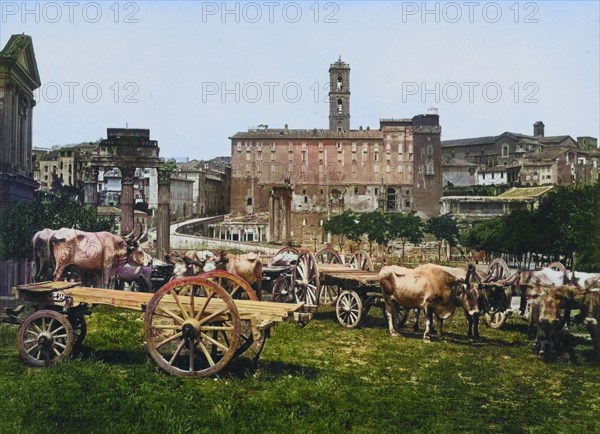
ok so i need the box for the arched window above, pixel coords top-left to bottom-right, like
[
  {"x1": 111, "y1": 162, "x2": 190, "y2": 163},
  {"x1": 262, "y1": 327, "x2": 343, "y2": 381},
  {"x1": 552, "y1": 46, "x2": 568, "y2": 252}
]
[
  {"x1": 502, "y1": 145, "x2": 509, "y2": 158},
  {"x1": 246, "y1": 197, "x2": 253, "y2": 206},
  {"x1": 337, "y1": 99, "x2": 343, "y2": 114},
  {"x1": 337, "y1": 76, "x2": 343, "y2": 91}
]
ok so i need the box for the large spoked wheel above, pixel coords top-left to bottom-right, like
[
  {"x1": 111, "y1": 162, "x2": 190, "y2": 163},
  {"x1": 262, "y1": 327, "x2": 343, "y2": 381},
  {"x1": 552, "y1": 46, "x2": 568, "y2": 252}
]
[
  {"x1": 316, "y1": 247, "x2": 343, "y2": 305},
  {"x1": 272, "y1": 275, "x2": 294, "y2": 303},
  {"x1": 390, "y1": 300, "x2": 410, "y2": 332},
  {"x1": 293, "y1": 251, "x2": 320, "y2": 307},
  {"x1": 336, "y1": 290, "x2": 364, "y2": 328},
  {"x1": 547, "y1": 261, "x2": 567, "y2": 274},
  {"x1": 348, "y1": 250, "x2": 374, "y2": 272},
  {"x1": 200, "y1": 270, "x2": 258, "y2": 301},
  {"x1": 200, "y1": 270, "x2": 265, "y2": 360},
  {"x1": 271, "y1": 246, "x2": 300, "y2": 266},
  {"x1": 17, "y1": 310, "x2": 74, "y2": 367},
  {"x1": 144, "y1": 276, "x2": 241, "y2": 377},
  {"x1": 485, "y1": 258, "x2": 510, "y2": 283},
  {"x1": 315, "y1": 247, "x2": 343, "y2": 265}
]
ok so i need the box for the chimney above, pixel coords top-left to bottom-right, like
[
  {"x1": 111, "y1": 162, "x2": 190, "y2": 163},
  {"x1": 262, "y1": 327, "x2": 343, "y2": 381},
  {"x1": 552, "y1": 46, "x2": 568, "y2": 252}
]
[{"x1": 534, "y1": 121, "x2": 545, "y2": 137}]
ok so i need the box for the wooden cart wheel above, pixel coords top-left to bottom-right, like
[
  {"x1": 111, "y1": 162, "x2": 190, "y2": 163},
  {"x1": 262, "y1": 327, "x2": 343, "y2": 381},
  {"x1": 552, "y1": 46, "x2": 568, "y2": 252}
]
[
  {"x1": 271, "y1": 246, "x2": 300, "y2": 266},
  {"x1": 390, "y1": 300, "x2": 410, "y2": 332},
  {"x1": 316, "y1": 247, "x2": 343, "y2": 304},
  {"x1": 200, "y1": 270, "x2": 263, "y2": 359},
  {"x1": 293, "y1": 251, "x2": 320, "y2": 307},
  {"x1": 483, "y1": 311, "x2": 507, "y2": 330},
  {"x1": 336, "y1": 290, "x2": 363, "y2": 328},
  {"x1": 485, "y1": 258, "x2": 510, "y2": 282},
  {"x1": 348, "y1": 250, "x2": 374, "y2": 272},
  {"x1": 200, "y1": 270, "x2": 258, "y2": 301},
  {"x1": 272, "y1": 275, "x2": 294, "y2": 303},
  {"x1": 315, "y1": 247, "x2": 343, "y2": 265},
  {"x1": 547, "y1": 261, "x2": 567, "y2": 274},
  {"x1": 17, "y1": 310, "x2": 74, "y2": 367},
  {"x1": 144, "y1": 276, "x2": 241, "y2": 377}
]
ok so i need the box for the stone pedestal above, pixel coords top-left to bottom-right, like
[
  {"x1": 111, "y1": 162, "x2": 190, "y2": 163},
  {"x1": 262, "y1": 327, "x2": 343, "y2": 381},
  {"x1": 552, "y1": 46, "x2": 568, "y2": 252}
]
[
  {"x1": 156, "y1": 167, "x2": 171, "y2": 260},
  {"x1": 82, "y1": 166, "x2": 98, "y2": 205},
  {"x1": 120, "y1": 167, "x2": 136, "y2": 235}
]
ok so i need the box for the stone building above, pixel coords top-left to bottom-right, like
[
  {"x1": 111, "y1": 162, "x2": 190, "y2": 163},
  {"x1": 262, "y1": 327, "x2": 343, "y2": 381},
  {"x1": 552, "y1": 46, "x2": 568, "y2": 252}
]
[
  {"x1": 0, "y1": 35, "x2": 40, "y2": 295},
  {"x1": 442, "y1": 122, "x2": 598, "y2": 187},
  {"x1": 230, "y1": 59, "x2": 443, "y2": 244},
  {"x1": 0, "y1": 35, "x2": 40, "y2": 205},
  {"x1": 178, "y1": 157, "x2": 230, "y2": 216},
  {"x1": 441, "y1": 186, "x2": 553, "y2": 221}
]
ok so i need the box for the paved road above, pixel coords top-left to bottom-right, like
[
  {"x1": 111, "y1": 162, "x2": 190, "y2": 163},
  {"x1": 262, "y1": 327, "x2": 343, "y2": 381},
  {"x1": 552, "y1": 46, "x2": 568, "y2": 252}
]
[{"x1": 147, "y1": 216, "x2": 280, "y2": 255}]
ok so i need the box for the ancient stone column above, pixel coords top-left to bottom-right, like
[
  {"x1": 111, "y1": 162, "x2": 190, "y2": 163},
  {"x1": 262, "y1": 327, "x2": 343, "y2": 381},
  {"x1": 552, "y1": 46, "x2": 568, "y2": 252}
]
[
  {"x1": 156, "y1": 167, "x2": 172, "y2": 260},
  {"x1": 82, "y1": 166, "x2": 98, "y2": 206},
  {"x1": 119, "y1": 167, "x2": 136, "y2": 236}
]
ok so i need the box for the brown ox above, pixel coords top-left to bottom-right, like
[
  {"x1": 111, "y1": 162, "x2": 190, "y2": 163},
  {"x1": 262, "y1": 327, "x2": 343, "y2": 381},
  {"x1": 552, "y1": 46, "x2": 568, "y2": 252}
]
[
  {"x1": 214, "y1": 251, "x2": 263, "y2": 300},
  {"x1": 51, "y1": 228, "x2": 148, "y2": 288},
  {"x1": 32, "y1": 228, "x2": 57, "y2": 282},
  {"x1": 379, "y1": 264, "x2": 480, "y2": 341},
  {"x1": 527, "y1": 285, "x2": 576, "y2": 358}
]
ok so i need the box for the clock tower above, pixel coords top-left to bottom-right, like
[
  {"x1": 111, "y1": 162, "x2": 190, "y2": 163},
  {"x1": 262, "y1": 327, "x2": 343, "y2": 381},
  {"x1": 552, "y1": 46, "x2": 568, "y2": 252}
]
[{"x1": 328, "y1": 57, "x2": 350, "y2": 132}]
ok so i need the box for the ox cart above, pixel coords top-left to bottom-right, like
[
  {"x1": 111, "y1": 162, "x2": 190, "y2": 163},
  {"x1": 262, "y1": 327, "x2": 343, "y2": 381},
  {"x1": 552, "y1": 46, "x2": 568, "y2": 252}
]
[
  {"x1": 262, "y1": 246, "x2": 378, "y2": 314},
  {"x1": 262, "y1": 246, "x2": 412, "y2": 330},
  {"x1": 0, "y1": 271, "x2": 312, "y2": 377}
]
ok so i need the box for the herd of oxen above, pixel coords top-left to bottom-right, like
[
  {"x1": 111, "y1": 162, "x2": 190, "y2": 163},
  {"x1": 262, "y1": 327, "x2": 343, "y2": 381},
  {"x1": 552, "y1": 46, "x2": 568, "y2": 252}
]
[
  {"x1": 30, "y1": 227, "x2": 600, "y2": 359},
  {"x1": 379, "y1": 262, "x2": 600, "y2": 358},
  {"x1": 31, "y1": 227, "x2": 262, "y2": 295}
]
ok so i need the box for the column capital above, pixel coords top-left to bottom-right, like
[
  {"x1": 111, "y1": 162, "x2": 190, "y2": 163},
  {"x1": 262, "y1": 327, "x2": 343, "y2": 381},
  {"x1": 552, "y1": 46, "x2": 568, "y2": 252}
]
[{"x1": 120, "y1": 167, "x2": 136, "y2": 183}]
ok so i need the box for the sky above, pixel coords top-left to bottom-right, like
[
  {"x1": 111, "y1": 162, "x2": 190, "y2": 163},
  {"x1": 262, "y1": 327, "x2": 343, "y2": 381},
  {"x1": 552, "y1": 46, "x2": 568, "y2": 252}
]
[{"x1": 1, "y1": 1, "x2": 598, "y2": 160}]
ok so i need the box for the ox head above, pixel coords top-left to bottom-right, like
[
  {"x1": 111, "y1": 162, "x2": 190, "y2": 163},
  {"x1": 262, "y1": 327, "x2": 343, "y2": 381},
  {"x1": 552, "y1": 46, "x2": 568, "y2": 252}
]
[
  {"x1": 213, "y1": 251, "x2": 229, "y2": 270},
  {"x1": 122, "y1": 226, "x2": 151, "y2": 267},
  {"x1": 452, "y1": 265, "x2": 480, "y2": 317}
]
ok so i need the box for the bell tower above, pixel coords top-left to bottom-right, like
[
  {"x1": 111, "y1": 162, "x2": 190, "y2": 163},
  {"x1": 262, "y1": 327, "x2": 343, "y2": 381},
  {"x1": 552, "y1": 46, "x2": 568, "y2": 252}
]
[{"x1": 329, "y1": 56, "x2": 350, "y2": 132}]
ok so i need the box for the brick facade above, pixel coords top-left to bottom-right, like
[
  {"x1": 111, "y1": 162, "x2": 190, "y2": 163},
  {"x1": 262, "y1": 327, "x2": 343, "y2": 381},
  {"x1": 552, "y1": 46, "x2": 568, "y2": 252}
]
[{"x1": 229, "y1": 59, "x2": 443, "y2": 244}]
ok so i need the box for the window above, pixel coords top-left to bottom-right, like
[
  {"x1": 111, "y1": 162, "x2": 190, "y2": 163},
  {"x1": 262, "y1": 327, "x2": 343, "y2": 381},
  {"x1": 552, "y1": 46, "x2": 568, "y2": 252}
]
[
  {"x1": 337, "y1": 76, "x2": 343, "y2": 90},
  {"x1": 236, "y1": 142, "x2": 242, "y2": 152},
  {"x1": 351, "y1": 142, "x2": 357, "y2": 152},
  {"x1": 319, "y1": 142, "x2": 324, "y2": 152},
  {"x1": 337, "y1": 99, "x2": 343, "y2": 114},
  {"x1": 374, "y1": 153, "x2": 379, "y2": 162},
  {"x1": 247, "y1": 197, "x2": 253, "y2": 206},
  {"x1": 427, "y1": 145, "x2": 433, "y2": 155},
  {"x1": 337, "y1": 142, "x2": 343, "y2": 151},
  {"x1": 426, "y1": 164, "x2": 434, "y2": 175},
  {"x1": 502, "y1": 145, "x2": 509, "y2": 158}
]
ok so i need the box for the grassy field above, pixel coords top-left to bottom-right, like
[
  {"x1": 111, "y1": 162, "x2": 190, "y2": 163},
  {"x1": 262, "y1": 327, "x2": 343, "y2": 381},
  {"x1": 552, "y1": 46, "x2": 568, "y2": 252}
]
[{"x1": 1, "y1": 305, "x2": 599, "y2": 433}]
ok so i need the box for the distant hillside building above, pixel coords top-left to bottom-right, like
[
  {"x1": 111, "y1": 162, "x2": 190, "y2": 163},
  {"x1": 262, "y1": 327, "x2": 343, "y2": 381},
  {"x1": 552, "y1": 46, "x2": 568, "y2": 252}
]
[
  {"x1": 178, "y1": 157, "x2": 231, "y2": 216},
  {"x1": 230, "y1": 59, "x2": 443, "y2": 244},
  {"x1": 442, "y1": 122, "x2": 599, "y2": 187}
]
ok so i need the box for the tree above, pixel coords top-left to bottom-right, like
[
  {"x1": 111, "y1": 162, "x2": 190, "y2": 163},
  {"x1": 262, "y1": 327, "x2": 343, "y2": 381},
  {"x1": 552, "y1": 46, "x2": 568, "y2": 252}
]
[
  {"x1": 359, "y1": 211, "x2": 391, "y2": 253},
  {"x1": 388, "y1": 212, "x2": 424, "y2": 261},
  {"x1": 323, "y1": 210, "x2": 364, "y2": 250},
  {"x1": 426, "y1": 213, "x2": 459, "y2": 260}
]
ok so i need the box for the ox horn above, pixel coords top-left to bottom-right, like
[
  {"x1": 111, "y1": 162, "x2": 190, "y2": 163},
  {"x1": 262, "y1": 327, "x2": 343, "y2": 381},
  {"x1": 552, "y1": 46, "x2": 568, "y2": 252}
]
[
  {"x1": 123, "y1": 227, "x2": 136, "y2": 241},
  {"x1": 131, "y1": 224, "x2": 145, "y2": 243}
]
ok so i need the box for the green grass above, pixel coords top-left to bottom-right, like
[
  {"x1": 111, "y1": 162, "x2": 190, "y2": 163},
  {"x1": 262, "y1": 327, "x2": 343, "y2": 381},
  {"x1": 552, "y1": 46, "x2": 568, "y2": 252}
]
[{"x1": 1, "y1": 305, "x2": 599, "y2": 433}]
